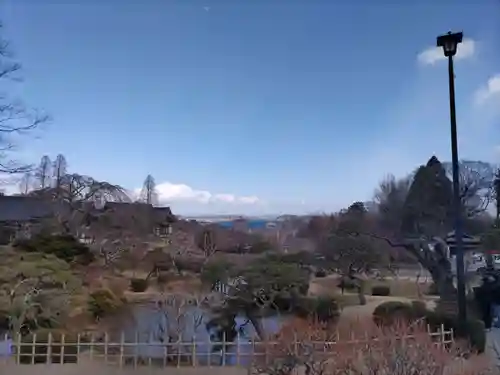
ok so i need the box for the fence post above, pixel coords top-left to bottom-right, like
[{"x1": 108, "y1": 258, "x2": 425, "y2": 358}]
[
  {"x1": 440, "y1": 324, "x2": 445, "y2": 348},
  {"x1": 236, "y1": 331, "x2": 240, "y2": 366},
  {"x1": 264, "y1": 336, "x2": 269, "y2": 365},
  {"x1": 163, "y1": 335, "x2": 168, "y2": 368},
  {"x1": 221, "y1": 331, "x2": 226, "y2": 366},
  {"x1": 208, "y1": 334, "x2": 212, "y2": 367},
  {"x1": 90, "y1": 333, "x2": 95, "y2": 361},
  {"x1": 148, "y1": 332, "x2": 152, "y2": 368},
  {"x1": 119, "y1": 332, "x2": 124, "y2": 368},
  {"x1": 15, "y1": 332, "x2": 21, "y2": 365},
  {"x1": 76, "y1": 333, "x2": 81, "y2": 363},
  {"x1": 31, "y1": 332, "x2": 36, "y2": 365},
  {"x1": 104, "y1": 332, "x2": 108, "y2": 365},
  {"x1": 177, "y1": 338, "x2": 181, "y2": 367},
  {"x1": 191, "y1": 336, "x2": 196, "y2": 366},
  {"x1": 133, "y1": 331, "x2": 138, "y2": 369},
  {"x1": 46, "y1": 332, "x2": 52, "y2": 365},
  {"x1": 251, "y1": 337, "x2": 255, "y2": 366},
  {"x1": 60, "y1": 333, "x2": 65, "y2": 364}
]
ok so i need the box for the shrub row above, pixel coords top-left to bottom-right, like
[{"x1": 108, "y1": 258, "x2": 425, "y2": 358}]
[{"x1": 13, "y1": 234, "x2": 94, "y2": 265}]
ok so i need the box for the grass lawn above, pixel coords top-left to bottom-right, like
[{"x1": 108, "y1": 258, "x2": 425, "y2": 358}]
[{"x1": 310, "y1": 274, "x2": 434, "y2": 299}]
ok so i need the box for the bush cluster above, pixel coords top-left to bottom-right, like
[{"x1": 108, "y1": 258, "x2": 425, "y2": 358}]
[
  {"x1": 14, "y1": 234, "x2": 94, "y2": 265},
  {"x1": 314, "y1": 269, "x2": 327, "y2": 278},
  {"x1": 373, "y1": 300, "x2": 486, "y2": 353},
  {"x1": 129, "y1": 278, "x2": 149, "y2": 292},
  {"x1": 338, "y1": 277, "x2": 358, "y2": 291},
  {"x1": 88, "y1": 289, "x2": 121, "y2": 320},
  {"x1": 371, "y1": 285, "x2": 391, "y2": 296},
  {"x1": 294, "y1": 296, "x2": 340, "y2": 323}
]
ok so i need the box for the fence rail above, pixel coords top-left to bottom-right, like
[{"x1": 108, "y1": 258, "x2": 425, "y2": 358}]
[{"x1": 0, "y1": 326, "x2": 455, "y2": 368}]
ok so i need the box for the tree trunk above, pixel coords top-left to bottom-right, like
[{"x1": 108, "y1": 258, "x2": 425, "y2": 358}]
[
  {"x1": 357, "y1": 286, "x2": 367, "y2": 305},
  {"x1": 429, "y1": 266, "x2": 457, "y2": 301},
  {"x1": 246, "y1": 310, "x2": 266, "y2": 340}
]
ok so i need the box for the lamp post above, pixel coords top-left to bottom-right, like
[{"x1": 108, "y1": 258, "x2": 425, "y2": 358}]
[{"x1": 436, "y1": 31, "x2": 467, "y2": 327}]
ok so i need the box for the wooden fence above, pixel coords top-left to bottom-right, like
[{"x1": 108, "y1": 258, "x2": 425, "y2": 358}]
[{"x1": 0, "y1": 326, "x2": 455, "y2": 368}]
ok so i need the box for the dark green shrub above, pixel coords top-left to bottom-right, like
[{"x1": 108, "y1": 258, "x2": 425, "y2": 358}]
[
  {"x1": 463, "y1": 319, "x2": 486, "y2": 353},
  {"x1": 315, "y1": 269, "x2": 327, "y2": 278},
  {"x1": 424, "y1": 311, "x2": 486, "y2": 353},
  {"x1": 18, "y1": 331, "x2": 79, "y2": 364},
  {"x1": 295, "y1": 296, "x2": 340, "y2": 323},
  {"x1": 201, "y1": 260, "x2": 232, "y2": 290},
  {"x1": 410, "y1": 300, "x2": 428, "y2": 316},
  {"x1": 248, "y1": 240, "x2": 275, "y2": 254},
  {"x1": 173, "y1": 257, "x2": 204, "y2": 274},
  {"x1": 374, "y1": 301, "x2": 486, "y2": 353},
  {"x1": 426, "y1": 282, "x2": 439, "y2": 296},
  {"x1": 371, "y1": 285, "x2": 391, "y2": 296},
  {"x1": 338, "y1": 277, "x2": 358, "y2": 291},
  {"x1": 373, "y1": 301, "x2": 422, "y2": 326},
  {"x1": 156, "y1": 272, "x2": 170, "y2": 284},
  {"x1": 14, "y1": 234, "x2": 94, "y2": 265},
  {"x1": 88, "y1": 289, "x2": 120, "y2": 319},
  {"x1": 130, "y1": 278, "x2": 149, "y2": 292}
]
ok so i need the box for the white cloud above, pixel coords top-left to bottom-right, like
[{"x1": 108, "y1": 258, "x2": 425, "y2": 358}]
[
  {"x1": 137, "y1": 181, "x2": 261, "y2": 206},
  {"x1": 474, "y1": 74, "x2": 500, "y2": 105},
  {"x1": 417, "y1": 38, "x2": 475, "y2": 66}
]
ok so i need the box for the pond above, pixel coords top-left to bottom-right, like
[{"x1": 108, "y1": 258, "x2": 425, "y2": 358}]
[{"x1": 120, "y1": 302, "x2": 288, "y2": 366}]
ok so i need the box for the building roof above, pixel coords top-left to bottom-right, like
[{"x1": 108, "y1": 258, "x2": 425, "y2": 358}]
[
  {"x1": 0, "y1": 195, "x2": 54, "y2": 222},
  {"x1": 445, "y1": 230, "x2": 480, "y2": 244}
]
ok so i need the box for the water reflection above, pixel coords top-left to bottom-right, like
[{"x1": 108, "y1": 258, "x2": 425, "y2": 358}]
[{"x1": 124, "y1": 302, "x2": 286, "y2": 365}]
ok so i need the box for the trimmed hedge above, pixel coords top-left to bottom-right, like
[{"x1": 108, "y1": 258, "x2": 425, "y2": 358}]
[
  {"x1": 315, "y1": 269, "x2": 327, "y2": 278},
  {"x1": 130, "y1": 278, "x2": 149, "y2": 292},
  {"x1": 294, "y1": 296, "x2": 340, "y2": 323},
  {"x1": 371, "y1": 285, "x2": 391, "y2": 296},
  {"x1": 338, "y1": 277, "x2": 358, "y2": 291}
]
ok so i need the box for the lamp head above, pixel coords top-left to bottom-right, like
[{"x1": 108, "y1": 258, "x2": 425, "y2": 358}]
[{"x1": 437, "y1": 31, "x2": 463, "y2": 57}]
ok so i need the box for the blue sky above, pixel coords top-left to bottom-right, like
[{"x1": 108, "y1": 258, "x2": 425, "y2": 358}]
[{"x1": 1, "y1": 1, "x2": 500, "y2": 215}]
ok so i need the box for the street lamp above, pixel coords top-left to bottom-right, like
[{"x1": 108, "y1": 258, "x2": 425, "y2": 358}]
[{"x1": 437, "y1": 31, "x2": 467, "y2": 327}]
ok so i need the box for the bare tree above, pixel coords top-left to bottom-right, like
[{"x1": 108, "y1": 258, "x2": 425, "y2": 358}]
[
  {"x1": 18, "y1": 171, "x2": 32, "y2": 195},
  {"x1": 29, "y1": 173, "x2": 131, "y2": 236},
  {"x1": 97, "y1": 236, "x2": 139, "y2": 268},
  {"x1": 0, "y1": 24, "x2": 49, "y2": 174},
  {"x1": 35, "y1": 155, "x2": 52, "y2": 189},
  {"x1": 442, "y1": 160, "x2": 496, "y2": 218},
  {"x1": 49, "y1": 173, "x2": 131, "y2": 204},
  {"x1": 139, "y1": 174, "x2": 158, "y2": 205},
  {"x1": 154, "y1": 293, "x2": 205, "y2": 363},
  {"x1": 374, "y1": 174, "x2": 411, "y2": 231},
  {"x1": 52, "y1": 153, "x2": 67, "y2": 191},
  {"x1": 198, "y1": 228, "x2": 218, "y2": 260}
]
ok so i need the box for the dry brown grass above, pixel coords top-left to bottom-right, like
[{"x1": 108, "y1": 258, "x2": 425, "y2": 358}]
[{"x1": 253, "y1": 318, "x2": 494, "y2": 375}]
